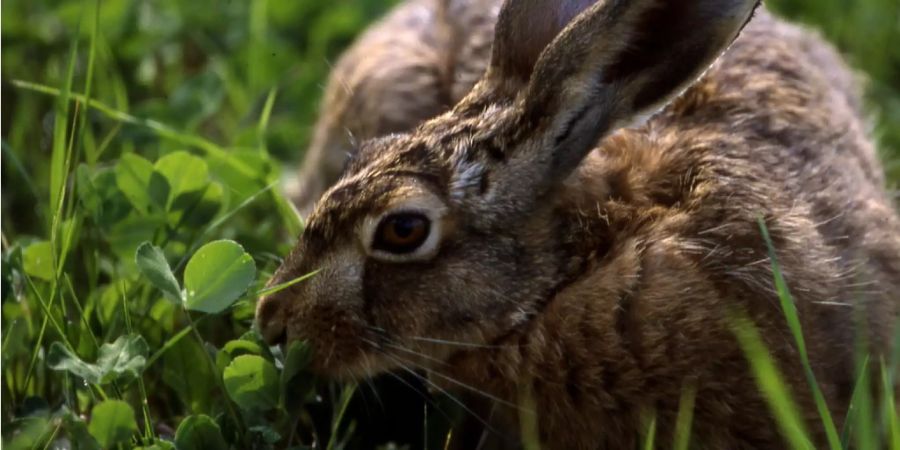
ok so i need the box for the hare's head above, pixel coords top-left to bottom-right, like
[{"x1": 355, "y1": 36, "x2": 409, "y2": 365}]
[{"x1": 257, "y1": 0, "x2": 759, "y2": 378}]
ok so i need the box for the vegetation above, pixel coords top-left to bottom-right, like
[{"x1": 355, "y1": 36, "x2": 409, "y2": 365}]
[{"x1": 2, "y1": 0, "x2": 897, "y2": 448}]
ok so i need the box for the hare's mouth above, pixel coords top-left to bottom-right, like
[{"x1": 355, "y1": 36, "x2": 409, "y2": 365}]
[{"x1": 301, "y1": 331, "x2": 467, "y2": 383}]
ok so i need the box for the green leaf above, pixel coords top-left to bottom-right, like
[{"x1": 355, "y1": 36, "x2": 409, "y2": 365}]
[
  {"x1": 183, "y1": 240, "x2": 256, "y2": 314},
  {"x1": 88, "y1": 400, "x2": 137, "y2": 448},
  {"x1": 47, "y1": 334, "x2": 149, "y2": 384},
  {"x1": 77, "y1": 164, "x2": 102, "y2": 215},
  {"x1": 153, "y1": 151, "x2": 209, "y2": 207},
  {"x1": 79, "y1": 167, "x2": 131, "y2": 228},
  {"x1": 216, "y1": 338, "x2": 266, "y2": 370},
  {"x1": 248, "y1": 425, "x2": 282, "y2": 445},
  {"x1": 223, "y1": 355, "x2": 279, "y2": 411},
  {"x1": 174, "y1": 415, "x2": 229, "y2": 450},
  {"x1": 223, "y1": 339, "x2": 265, "y2": 358},
  {"x1": 161, "y1": 338, "x2": 216, "y2": 413},
  {"x1": 62, "y1": 408, "x2": 101, "y2": 450},
  {"x1": 282, "y1": 340, "x2": 315, "y2": 414},
  {"x1": 108, "y1": 214, "x2": 167, "y2": 269},
  {"x1": 47, "y1": 342, "x2": 102, "y2": 383},
  {"x1": 135, "y1": 443, "x2": 176, "y2": 450},
  {"x1": 135, "y1": 242, "x2": 182, "y2": 303},
  {"x1": 282, "y1": 340, "x2": 314, "y2": 383},
  {"x1": 22, "y1": 240, "x2": 54, "y2": 281},
  {"x1": 4, "y1": 417, "x2": 52, "y2": 450},
  {"x1": 93, "y1": 334, "x2": 150, "y2": 384},
  {"x1": 115, "y1": 153, "x2": 155, "y2": 214},
  {"x1": 169, "y1": 182, "x2": 223, "y2": 227},
  {"x1": 207, "y1": 151, "x2": 273, "y2": 203}
]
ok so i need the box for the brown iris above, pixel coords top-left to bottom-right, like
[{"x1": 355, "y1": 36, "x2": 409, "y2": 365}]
[{"x1": 372, "y1": 213, "x2": 430, "y2": 254}]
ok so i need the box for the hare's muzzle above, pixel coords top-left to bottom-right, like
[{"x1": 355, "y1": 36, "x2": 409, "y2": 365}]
[{"x1": 256, "y1": 291, "x2": 288, "y2": 346}]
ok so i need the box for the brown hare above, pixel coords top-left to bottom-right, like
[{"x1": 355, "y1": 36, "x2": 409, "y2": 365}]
[
  {"x1": 260, "y1": 0, "x2": 900, "y2": 447},
  {"x1": 289, "y1": 0, "x2": 501, "y2": 216}
]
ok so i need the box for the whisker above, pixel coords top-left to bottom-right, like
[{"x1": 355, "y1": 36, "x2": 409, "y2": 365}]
[
  {"x1": 363, "y1": 334, "x2": 528, "y2": 413},
  {"x1": 361, "y1": 352, "x2": 385, "y2": 411},
  {"x1": 356, "y1": 378, "x2": 374, "y2": 416},
  {"x1": 382, "y1": 341, "x2": 451, "y2": 367},
  {"x1": 380, "y1": 370, "x2": 457, "y2": 426},
  {"x1": 380, "y1": 352, "x2": 514, "y2": 443},
  {"x1": 408, "y1": 335, "x2": 515, "y2": 350},
  {"x1": 362, "y1": 324, "x2": 514, "y2": 349},
  {"x1": 363, "y1": 324, "x2": 387, "y2": 333},
  {"x1": 389, "y1": 351, "x2": 532, "y2": 413},
  {"x1": 475, "y1": 402, "x2": 500, "y2": 450}
]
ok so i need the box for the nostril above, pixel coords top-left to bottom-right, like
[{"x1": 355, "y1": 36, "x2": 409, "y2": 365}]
[
  {"x1": 256, "y1": 296, "x2": 287, "y2": 346},
  {"x1": 259, "y1": 318, "x2": 286, "y2": 346},
  {"x1": 265, "y1": 325, "x2": 287, "y2": 347}
]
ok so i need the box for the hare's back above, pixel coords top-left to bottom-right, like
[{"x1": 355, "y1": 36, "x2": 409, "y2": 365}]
[{"x1": 641, "y1": 9, "x2": 900, "y2": 336}]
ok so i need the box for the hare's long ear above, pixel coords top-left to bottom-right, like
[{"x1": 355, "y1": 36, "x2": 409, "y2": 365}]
[{"x1": 481, "y1": 0, "x2": 760, "y2": 196}]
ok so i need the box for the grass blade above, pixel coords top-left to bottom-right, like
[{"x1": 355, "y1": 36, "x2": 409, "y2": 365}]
[
  {"x1": 642, "y1": 415, "x2": 657, "y2": 450},
  {"x1": 882, "y1": 360, "x2": 900, "y2": 450},
  {"x1": 731, "y1": 313, "x2": 813, "y2": 449},
  {"x1": 257, "y1": 87, "x2": 278, "y2": 156},
  {"x1": 49, "y1": 41, "x2": 78, "y2": 228},
  {"x1": 673, "y1": 383, "x2": 696, "y2": 450},
  {"x1": 757, "y1": 218, "x2": 842, "y2": 450},
  {"x1": 327, "y1": 383, "x2": 358, "y2": 450},
  {"x1": 254, "y1": 270, "x2": 320, "y2": 299}
]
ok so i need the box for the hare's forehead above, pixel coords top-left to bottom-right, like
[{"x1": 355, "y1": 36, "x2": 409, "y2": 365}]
[{"x1": 307, "y1": 168, "x2": 444, "y2": 240}]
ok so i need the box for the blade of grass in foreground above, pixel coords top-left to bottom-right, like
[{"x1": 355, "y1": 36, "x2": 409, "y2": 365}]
[
  {"x1": 840, "y1": 355, "x2": 869, "y2": 448},
  {"x1": 49, "y1": 41, "x2": 77, "y2": 231},
  {"x1": 673, "y1": 383, "x2": 696, "y2": 450},
  {"x1": 731, "y1": 314, "x2": 813, "y2": 450},
  {"x1": 327, "y1": 383, "x2": 358, "y2": 450},
  {"x1": 882, "y1": 360, "x2": 900, "y2": 450},
  {"x1": 518, "y1": 379, "x2": 541, "y2": 450},
  {"x1": 642, "y1": 415, "x2": 657, "y2": 450},
  {"x1": 757, "y1": 218, "x2": 842, "y2": 450},
  {"x1": 851, "y1": 331, "x2": 877, "y2": 450},
  {"x1": 254, "y1": 270, "x2": 320, "y2": 298}
]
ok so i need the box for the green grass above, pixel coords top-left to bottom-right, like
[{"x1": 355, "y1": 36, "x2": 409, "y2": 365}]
[{"x1": 2, "y1": 0, "x2": 898, "y2": 448}]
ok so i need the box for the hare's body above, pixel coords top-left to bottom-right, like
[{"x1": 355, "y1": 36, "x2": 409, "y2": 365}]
[
  {"x1": 263, "y1": 0, "x2": 899, "y2": 448},
  {"x1": 441, "y1": 12, "x2": 899, "y2": 447}
]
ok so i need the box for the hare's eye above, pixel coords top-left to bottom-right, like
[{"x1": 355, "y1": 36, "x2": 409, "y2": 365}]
[{"x1": 372, "y1": 213, "x2": 430, "y2": 254}]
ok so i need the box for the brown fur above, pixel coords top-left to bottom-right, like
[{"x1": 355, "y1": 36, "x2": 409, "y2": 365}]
[
  {"x1": 289, "y1": 0, "x2": 499, "y2": 215},
  {"x1": 261, "y1": 0, "x2": 900, "y2": 448}
]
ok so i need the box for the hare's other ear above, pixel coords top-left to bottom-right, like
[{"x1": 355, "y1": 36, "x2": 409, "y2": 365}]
[
  {"x1": 485, "y1": 0, "x2": 760, "y2": 191},
  {"x1": 488, "y1": 0, "x2": 601, "y2": 89}
]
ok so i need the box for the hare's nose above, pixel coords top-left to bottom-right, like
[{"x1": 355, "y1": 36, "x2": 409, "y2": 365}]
[{"x1": 256, "y1": 294, "x2": 287, "y2": 346}]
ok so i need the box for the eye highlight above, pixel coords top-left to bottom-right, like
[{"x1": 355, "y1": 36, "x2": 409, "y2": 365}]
[{"x1": 372, "y1": 213, "x2": 430, "y2": 254}]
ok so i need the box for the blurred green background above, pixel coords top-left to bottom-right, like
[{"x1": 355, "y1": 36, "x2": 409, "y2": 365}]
[
  {"x1": 3, "y1": 0, "x2": 898, "y2": 202},
  {"x1": 1, "y1": 0, "x2": 898, "y2": 449}
]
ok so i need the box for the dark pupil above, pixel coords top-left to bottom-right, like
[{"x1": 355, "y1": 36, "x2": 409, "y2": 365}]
[
  {"x1": 373, "y1": 213, "x2": 430, "y2": 254},
  {"x1": 392, "y1": 217, "x2": 418, "y2": 238}
]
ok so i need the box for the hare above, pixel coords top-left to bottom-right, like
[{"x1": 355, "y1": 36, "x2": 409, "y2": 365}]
[
  {"x1": 289, "y1": 0, "x2": 501, "y2": 216},
  {"x1": 260, "y1": 0, "x2": 900, "y2": 447}
]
